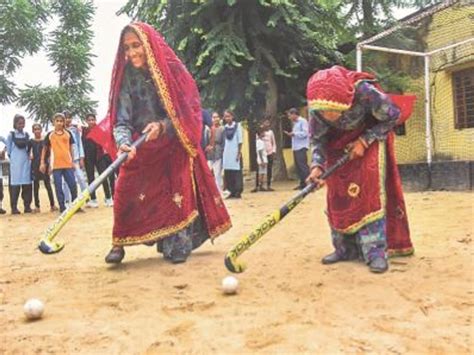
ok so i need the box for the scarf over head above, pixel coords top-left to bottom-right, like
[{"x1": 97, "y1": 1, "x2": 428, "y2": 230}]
[{"x1": 89, "y1": 22, "x2": 231, "y2": 244}]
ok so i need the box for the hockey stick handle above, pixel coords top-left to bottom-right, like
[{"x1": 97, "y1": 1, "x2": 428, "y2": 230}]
[
  {"x1": 40, "y1": 134, "x2": 147, "y2": 245},
  {"x1": 224, "y1": 153, "x2": 350, "y2": 273}
]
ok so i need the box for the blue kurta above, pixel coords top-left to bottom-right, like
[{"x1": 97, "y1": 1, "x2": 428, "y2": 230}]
[
  {"x1": 6, "y1": 130, "x2": 32, "y2": 185},
  {"x1": 222, "y1": 122, "x2": 243, "y2": 171}
]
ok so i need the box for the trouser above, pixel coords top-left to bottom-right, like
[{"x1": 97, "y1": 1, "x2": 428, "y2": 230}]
[
  {"x1": 331, "y1": 218, "x2": 388, "y2": 263},
  {"x1": 33, "y1": 176, "x2": 55, "y2": 208},
  {"x1": 158, "y1": 217, "x2": 208, "y2": 259},
  {"x1": 63, "y1": 161, "x2": 87, "y2": 203},
  {"x1": 209, "y1": 159, "x2": 223, "y2": 192},
  {"x1": 9, "y1": 183, "x2": 32, "y2": 212},
  {"x1": 293, "y1": 148, "x2": 309, "y2": 188},
  {"x1": 266, "y1": 153, "x2": 274, "y2": 187},
  {"x1": 85, "y1": 156, "x2": 114, "y2": 200},
  {"x1": 224, "y1": 169, "x2": 243, "y2": 197},
  {"x1": 53, "y1": 169, "x2": 77, "y2": 211},
  {"x1": 0, "y1": 178, "x2": 3, "y2": 205}
]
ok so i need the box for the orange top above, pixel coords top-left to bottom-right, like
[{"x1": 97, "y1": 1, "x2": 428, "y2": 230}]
[{"x1": 44, "y1": 130, "x2": 74, "y2": 170}]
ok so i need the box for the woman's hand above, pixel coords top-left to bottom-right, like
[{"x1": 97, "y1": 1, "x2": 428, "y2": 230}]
[
  {"x1": 143, "y1": 121, "x2": 164, "y2": 142},
  {"x1": 119, "y1": 144, "x2": 137, "y2": 163},
  {"x1": 306, "y1": 166, "x2": 325, "y2": 187},
  {"x1": 39, "y1": 162, "x2": 46, "y2": 174},
  {"x1": 346, "y1": 137, "x2": 368, "y2": 160}
]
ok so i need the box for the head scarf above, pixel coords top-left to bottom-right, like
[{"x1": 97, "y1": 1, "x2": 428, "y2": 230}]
[
  {"x1": 89, "y1": 22, "x2": 202, "y2": 158},
  {"x1": 306, "y1": 65, "x2": 376, "y2": 112}
]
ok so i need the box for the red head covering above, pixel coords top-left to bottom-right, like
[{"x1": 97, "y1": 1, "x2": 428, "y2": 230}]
[
  {"x1": 89, "y1": 22, "x2": 202, "y2": 158},
  {"x1": 306, "y1": 65, "x2": 376, "y2": 112}
]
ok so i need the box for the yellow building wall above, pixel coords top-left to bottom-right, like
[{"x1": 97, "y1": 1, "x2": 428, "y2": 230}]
[{"x1": 392, "y1": 4, "x2": 474, "y2": 163}]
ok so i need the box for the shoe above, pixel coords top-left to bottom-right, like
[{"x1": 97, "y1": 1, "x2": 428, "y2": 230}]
[
  {"x1": 12, "y1": 209, "x2": 21, "y2": 215},
  {"x1": 222, "y1": 190, "x2": 231, "y2": 199},
  {"x1": 105, "y1": 247, "x2": 125, "y2": 264},
  {"x1": 50, "y1": 206, "x2": 58, "y2": 212},
  {"x1": 24, "y1": 207, "x2": 33, "y2": 213},
  {"x1": 104, "y1": 198, "x2": 114, "y2": 207},
  {"x1": 76, "y1": 208, "x2": 85, "y2": 213},
  {"x1": 369, "y1": 257, "x2": 389, "y2": 273},
  {"x1": 250, "y1": 188, "x2": 258, "y2": 193},
  {"x1": 293, "y1": 185, "x2": 302, "y2": 190},
  {"x1": 267, "y1": 187, "x2": 275, "y2": 191},
  {"x1": 169, "y1": 251, "x2": 188, "y2": 264},
  {"x1": 259, "y1": 186, "x2": 268, "y2": 192},
  {"x1": 0, "y1": 208, "x2": 6, "y2": 215},
  {"x1": 321, "y1": 252, "x2": 344, "y2": 265},
  {"x1": 87, "y1": 199, "x2": 99, "y2": 208}
]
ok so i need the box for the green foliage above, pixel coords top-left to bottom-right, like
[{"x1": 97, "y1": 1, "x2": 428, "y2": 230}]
[
  {"x1": 18, "y1": 0, "x2": 97, "y2": 124},
  {"x1": 0, "y1": 0, "x2": 48, "y2": 104},
  {"x1": 119, "y1": 0, "x2": 343, "y2": 123}
]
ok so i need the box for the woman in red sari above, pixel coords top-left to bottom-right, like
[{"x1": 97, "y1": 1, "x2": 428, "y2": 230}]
[
  {"x1": 90, "y1": 23, "x2": 231, "y2": 264},
  {"x1": 306, "y1": 66, "x2": 413, "y2": 273}
]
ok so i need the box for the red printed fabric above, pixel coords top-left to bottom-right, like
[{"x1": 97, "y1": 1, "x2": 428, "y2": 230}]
[
  {"x1": 89, "y1": 22, "x2": 231, "y2": 245},
  {"x1": 325, "y1": 127, "x2": 413, "y2": 256}
]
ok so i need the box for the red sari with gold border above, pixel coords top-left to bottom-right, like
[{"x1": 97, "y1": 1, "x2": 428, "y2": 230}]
[{"x1": 90, "y1": 23, "x2": 231, "y2": 246}]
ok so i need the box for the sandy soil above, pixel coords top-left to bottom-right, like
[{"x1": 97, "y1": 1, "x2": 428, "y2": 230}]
[{"x1": 0, "y1": 182, "x2": 472, "y2": 354}]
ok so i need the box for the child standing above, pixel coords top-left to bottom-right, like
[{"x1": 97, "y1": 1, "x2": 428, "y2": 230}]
[
  {"x1": 30, "y1": 123, "x2": 57, "y2": 212},
  {"x1": 6, "y1": 114, "x2": 32, "y2": 214},
  {"x1": 62, "y1": 111, "x2": 88, "y2": 206},
  {"x1": 255, "y1": 127, "x2": 268, "y2": 192},
  {"x1": 40, "y1": 113, "x2": 78, "y2": 213}
]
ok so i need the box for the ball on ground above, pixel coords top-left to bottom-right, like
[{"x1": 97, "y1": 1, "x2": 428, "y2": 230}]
[
  {"x1": 222, "y1": 276, "x2": 239, "y2": 295},
  {"x1": 23, "y1": 298, "x2": 44, "y2": 320}
]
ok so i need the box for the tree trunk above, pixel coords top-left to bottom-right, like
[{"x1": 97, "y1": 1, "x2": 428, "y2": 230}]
[
  {"x1": 362, "y1": 0, "x2": 375, "y2": 39},
  {"x1": 265, "y1": 71, "x2": 288, "y2": 181}
]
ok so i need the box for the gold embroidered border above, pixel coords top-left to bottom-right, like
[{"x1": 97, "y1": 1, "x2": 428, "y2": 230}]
[
  {"x1": 113, "y1": 210, "x2": 199, "y2": 246},
  {"x1": 131, "y1": 24, "x2": 197, "y2": 158},
  {"x1": 333, "y1": 142, "x2": 387, "y2": 234},
  {"x1": 308, "y1": 99, "x2": 351, "y2": 112},
  {"x1": 209, "y1": 220, "x2": 232, "y2": 240},
  {"x1": 388, "y1": 247, "x2": 414, "y2": 257}
]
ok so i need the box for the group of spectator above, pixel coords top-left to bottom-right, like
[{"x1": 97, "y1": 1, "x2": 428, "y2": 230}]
[{"x1": 0, "y1": 112, "x2": 115, "y2": 215}]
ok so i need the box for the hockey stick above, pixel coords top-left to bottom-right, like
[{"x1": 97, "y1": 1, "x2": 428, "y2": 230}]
[
  {"x1": 38, "y1": 134, "x2": 147, "y2": 254},
  {"x1": 224, "y1": 153, "x2": 350, "y2": 273}
]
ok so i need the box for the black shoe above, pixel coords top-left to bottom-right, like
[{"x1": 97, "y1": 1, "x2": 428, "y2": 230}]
[
  {"x1": 11, "y1": 209, "x2": 21, "y2": 215},
  {"x1": 369, "y1": 257, "x2": 389, "y2": 273},
  {"x1": 321, "y1": 252, "x2": 344, "y2": 265},
  {"x1": 171, "y1": 254, "x2": 188, "y2": 264},
  {"x1": 0, "y1": 208, "x2": 6, "y2": 215},
  {"x1": 250, "y1": 188, "x2": 258, "y2": 193},
  {"x1": 24, "y1": 207, "x2": 33, "y2": 213},
  {"x1": 105, "y1": 247, "x2": 125, "y2": 264}
]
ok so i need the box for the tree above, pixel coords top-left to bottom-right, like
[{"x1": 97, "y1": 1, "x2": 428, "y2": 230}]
[
  {"x1": 18, "y1": 0, "x2": 97, "y2": 125},
  {"x1": 0, "y1": 0, "x2": 48, "y2": 104},
  {"x1": 120, "y1": 0, "x2": 342, "y2": 179}
]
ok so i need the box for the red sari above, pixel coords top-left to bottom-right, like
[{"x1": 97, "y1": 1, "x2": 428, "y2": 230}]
[
  {"x1": 307, "y1": 66, "x2": 414, "y2": 256},
  {"x1": 90, "y1": 22, "x2": 231, "y2": 246}
]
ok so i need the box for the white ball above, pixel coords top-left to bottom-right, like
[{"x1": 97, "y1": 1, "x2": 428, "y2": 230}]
[
  {"x1": 23, "y1": 299, "x2": 44, "y2": 320},
  {"x1": 222, "y1": 276, "x2": 239, "y2": 295}
]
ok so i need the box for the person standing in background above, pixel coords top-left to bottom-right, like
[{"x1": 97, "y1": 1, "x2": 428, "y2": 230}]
[
  {"x1": 261, "y1": 118, "x2": 277, "y2": 191},
  {"x1": 6, "y1": 114, "x2": 32, "y2": 214},
  {"x1": 284, "y1": 108, "x2": 310, "y2": 190},
  {"x1": 63, "y1": 111, "x2": 88, "y2": 206},
  {"x1": 0, "y1": 136, "x2": 7, "y2": 214},
  {"x1": 82, "y1": 113, "x2": 115, "y2": 208},
  {"x1": 30, "y1": 123, "x2": 57, "y2": 212},
  {"x1": 222, "y1": 110, "x2": 243, "y2": 199},
  {"x1": 206, "y1": 112, "x2": 225, "y2": 193}
]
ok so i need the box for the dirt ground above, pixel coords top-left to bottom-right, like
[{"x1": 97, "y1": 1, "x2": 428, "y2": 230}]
[{"x1": 0, "y1": 182, "x2": 472, "y2": 354}]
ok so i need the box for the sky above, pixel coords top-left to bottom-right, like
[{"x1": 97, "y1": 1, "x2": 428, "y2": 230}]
[
  {"x1": 0, "y1": 1, "x2": 415, "y2": 138},
  {"x1": 0, "y1": 0, "x2": 130, "y2": 137}
]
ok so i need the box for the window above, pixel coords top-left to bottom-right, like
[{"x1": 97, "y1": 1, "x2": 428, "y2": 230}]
[{"x1": 453, "y1": 68, "x2": 474, "y2": 129}]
